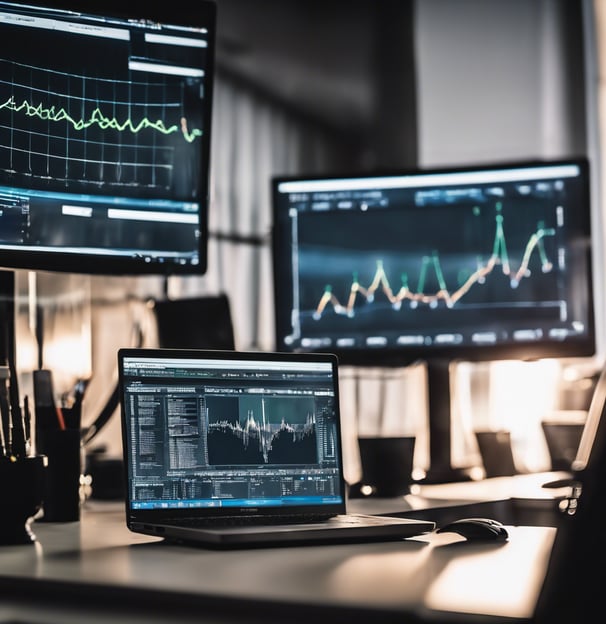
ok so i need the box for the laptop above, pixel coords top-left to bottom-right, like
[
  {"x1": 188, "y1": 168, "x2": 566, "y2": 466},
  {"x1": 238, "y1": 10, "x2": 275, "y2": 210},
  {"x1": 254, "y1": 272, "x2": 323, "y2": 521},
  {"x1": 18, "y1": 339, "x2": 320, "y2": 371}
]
[{"x1": 117, "y1": 347, "x2": 435, "y2": 548}]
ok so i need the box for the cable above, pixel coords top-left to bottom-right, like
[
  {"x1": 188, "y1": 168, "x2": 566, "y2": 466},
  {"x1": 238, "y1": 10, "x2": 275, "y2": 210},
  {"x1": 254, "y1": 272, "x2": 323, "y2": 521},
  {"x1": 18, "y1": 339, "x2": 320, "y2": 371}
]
[{"x1": 81, "y1": 321, "x2": 144, "y2": 447}]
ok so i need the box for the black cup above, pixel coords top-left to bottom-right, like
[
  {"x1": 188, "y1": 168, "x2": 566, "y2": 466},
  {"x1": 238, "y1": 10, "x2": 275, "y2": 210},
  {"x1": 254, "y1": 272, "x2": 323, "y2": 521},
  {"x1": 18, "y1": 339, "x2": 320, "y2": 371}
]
[
  {"x1": 0, "y1": 454, "x2": 47, "y2": 544},
  {"x1": 357, "y1": 436, "x2": 416, "y2": 497}
]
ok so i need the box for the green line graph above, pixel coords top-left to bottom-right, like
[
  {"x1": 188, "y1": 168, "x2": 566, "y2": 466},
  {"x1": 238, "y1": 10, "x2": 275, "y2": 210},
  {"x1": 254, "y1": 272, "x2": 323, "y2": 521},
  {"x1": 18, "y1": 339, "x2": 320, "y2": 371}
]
[
  {"x1": 0, "y1": 95, "x2": 202, "y2": 143},
  {"x1": 0, "y1": 55, "x2": 206, "y2": 189},
  {"x1": 313, "y1": 202, "x2": 557, "y2": 319}
]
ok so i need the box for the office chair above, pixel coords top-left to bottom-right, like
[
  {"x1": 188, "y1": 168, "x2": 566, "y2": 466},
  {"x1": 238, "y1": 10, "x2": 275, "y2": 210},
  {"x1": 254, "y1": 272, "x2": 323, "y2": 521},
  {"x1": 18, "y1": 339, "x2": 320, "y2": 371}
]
[
  {"x1": 151, "y1": 293, "x2": 235, "y2": 351},
  {"x1": 540, "y1": 421, "x2": 584, "y2": 471}
]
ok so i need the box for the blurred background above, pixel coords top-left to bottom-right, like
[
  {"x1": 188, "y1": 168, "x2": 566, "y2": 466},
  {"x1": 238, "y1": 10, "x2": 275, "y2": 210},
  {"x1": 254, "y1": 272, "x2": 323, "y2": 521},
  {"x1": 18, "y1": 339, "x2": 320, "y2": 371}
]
[{"x1": 10, "y1": 0, "x2": 605, "y2": 487}]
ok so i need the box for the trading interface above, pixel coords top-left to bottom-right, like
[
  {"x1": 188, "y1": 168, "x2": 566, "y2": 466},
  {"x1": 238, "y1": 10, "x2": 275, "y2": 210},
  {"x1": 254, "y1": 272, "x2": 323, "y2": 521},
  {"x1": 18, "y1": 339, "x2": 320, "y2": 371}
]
[
  {"x1": 0, "y1": 2, "x2": 212, "y2": 264},
  {"x1": 122, "y1": 357, "x2": 342, "y2": 510},
  {"x1": 275, "y1": 164, "x2": 591, "y2": 354}
]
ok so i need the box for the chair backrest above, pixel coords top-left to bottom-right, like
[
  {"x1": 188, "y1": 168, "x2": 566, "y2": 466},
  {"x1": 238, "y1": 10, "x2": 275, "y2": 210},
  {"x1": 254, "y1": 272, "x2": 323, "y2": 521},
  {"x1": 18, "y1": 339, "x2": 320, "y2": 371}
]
[
  {"x1": 540, "y1": 421, "x2": 584, "y2": 471},
  {"x1": 152, "y1": 294, "x2": 235, "y2": 350}
]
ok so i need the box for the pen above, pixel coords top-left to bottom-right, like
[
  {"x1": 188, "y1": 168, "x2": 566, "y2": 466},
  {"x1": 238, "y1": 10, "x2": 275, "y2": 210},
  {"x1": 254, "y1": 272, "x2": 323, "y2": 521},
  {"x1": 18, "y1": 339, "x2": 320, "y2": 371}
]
[
  {"x1": 23, "y1": 394, "x2": 31, "y2": 455},
  {"x1": 56, "y1": 405, "x2": 66, "y2": 431},
  {"x1": 0, "y1": 399, "x2": 8, "y2": 456},
  {"x1": 8, "y1": 388, "x2": 26, "y2": 458},
  {"x1": 0, "y1": 367, "x2": 10, "y2": 457},
  {"x1": 5, "y1": 366, "x2": 26, "y2": 458}
]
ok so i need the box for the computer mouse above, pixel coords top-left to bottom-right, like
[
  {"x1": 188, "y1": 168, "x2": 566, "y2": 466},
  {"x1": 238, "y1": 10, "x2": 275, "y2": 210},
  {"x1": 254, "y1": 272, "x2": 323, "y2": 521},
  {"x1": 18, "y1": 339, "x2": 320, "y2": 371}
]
[{"x1": 436, "y1": 517, "x2": 509, "y2": 542}]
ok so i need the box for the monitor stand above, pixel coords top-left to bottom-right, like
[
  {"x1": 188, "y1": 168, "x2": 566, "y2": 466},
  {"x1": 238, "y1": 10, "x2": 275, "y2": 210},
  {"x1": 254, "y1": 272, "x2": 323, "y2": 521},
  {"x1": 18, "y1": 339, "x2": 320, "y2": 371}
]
[{"x1": 421, "y1": 358, "x2": 472, "y2": 484}]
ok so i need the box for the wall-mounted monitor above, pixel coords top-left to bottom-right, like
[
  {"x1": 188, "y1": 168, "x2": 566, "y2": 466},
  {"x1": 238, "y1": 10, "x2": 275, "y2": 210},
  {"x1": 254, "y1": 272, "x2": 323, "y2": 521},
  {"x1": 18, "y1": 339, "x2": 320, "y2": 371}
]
[
  {"x1": 272, "y1": 158, "x2": 596, "y2": 481},
  {"x1": 0, "y1": 0, "x2": 216, "y2": 275}
]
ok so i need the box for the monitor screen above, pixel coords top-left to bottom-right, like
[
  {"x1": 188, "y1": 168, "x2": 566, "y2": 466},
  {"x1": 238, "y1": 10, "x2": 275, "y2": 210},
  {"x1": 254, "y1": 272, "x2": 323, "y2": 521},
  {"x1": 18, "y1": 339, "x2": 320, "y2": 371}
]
[
  {"x1": 272, "y1": 158, "x2": 596, "y2": 481},
  {"x1": 0, "y1": 0, "x2": 215, "y2": 275},
  {"x1": 272, "y1": 158, "x2": 595, "y2": 367}
]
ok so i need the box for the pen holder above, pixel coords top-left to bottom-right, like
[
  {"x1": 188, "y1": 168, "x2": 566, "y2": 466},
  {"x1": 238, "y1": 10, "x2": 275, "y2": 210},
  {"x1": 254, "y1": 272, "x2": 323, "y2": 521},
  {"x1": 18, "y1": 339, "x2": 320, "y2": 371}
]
[
  {"x1": 38, "y1": 428, "x2": 82, "y2": 522},
  {"x1": 0, "y1": 454, "x2": 47, "y2": 544}
]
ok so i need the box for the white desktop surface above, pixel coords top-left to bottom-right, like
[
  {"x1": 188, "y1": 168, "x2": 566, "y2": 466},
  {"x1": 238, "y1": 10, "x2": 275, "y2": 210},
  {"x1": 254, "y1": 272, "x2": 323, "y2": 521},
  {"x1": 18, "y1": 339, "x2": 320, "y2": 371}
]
[
  {"x1": 0, "y1": 499, "x2": 557, "y2": 624},
  {"x1": 416, "y1": 471, "x2": 573, "y2": 501},
  {"x1": 347, "y1": 470, "x2": 572, "y2": 516}
]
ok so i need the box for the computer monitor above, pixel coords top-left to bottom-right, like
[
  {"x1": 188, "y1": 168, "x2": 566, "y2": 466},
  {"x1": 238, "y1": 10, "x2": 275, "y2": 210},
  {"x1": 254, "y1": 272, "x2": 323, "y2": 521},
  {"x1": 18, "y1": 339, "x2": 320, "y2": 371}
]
[
  {"x1": 272, "y1": 158, "x2": 596, "y2": 481},
  {"x1": 0, "y1": 0, "x2": 216, "y2": 275}
]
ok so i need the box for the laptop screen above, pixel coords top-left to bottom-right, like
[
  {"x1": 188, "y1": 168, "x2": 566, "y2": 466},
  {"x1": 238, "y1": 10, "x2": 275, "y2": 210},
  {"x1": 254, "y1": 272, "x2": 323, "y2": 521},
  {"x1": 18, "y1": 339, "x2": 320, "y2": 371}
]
[{"x1": 119, "y1": 349, "x2": 346, "y2": 516}]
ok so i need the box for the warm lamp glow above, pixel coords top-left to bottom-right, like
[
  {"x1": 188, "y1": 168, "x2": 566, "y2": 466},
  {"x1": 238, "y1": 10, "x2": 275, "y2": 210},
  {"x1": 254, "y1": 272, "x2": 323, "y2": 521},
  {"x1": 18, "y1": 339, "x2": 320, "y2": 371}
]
[
  {"x1": 489, "y1": 360, "x2": 560, "y2": 471},
  {"x1": 14, "y1": 326, "x2": 38, "y2": 373},
  {"x1": 44, "y1": 335, "x2": 92, "y2": 391}
]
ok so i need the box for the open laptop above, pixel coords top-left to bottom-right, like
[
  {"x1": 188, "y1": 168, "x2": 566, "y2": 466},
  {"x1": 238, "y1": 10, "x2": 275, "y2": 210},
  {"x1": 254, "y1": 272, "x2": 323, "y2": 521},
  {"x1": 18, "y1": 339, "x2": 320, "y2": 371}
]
[{"x1": 117, "y1": 347, "x2": 435, "y2": 548}]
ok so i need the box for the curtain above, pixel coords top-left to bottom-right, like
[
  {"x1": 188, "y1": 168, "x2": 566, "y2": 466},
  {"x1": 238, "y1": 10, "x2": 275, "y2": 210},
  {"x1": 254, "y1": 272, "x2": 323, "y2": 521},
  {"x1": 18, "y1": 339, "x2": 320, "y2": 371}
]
[{"x1": 169, "y1": 71, "x2": 348, "y2": 351}]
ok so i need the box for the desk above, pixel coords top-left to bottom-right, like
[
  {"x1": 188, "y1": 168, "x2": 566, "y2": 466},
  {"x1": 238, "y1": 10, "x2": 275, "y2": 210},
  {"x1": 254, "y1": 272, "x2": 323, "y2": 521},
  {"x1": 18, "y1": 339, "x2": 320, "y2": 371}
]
[
  {"x1": 0, "y1": 495, "x2": 558, "y2": 624},
  {"x1": 349, "y1": 470, "x2": 573, "y2": 526}
]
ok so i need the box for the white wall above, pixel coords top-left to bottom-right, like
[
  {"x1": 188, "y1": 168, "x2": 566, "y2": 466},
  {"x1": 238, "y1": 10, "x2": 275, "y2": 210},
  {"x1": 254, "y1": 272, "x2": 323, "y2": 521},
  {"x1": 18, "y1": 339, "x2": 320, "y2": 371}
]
[{"x1": 415, "y1": 0, "x2": 584, "y2": 165}]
